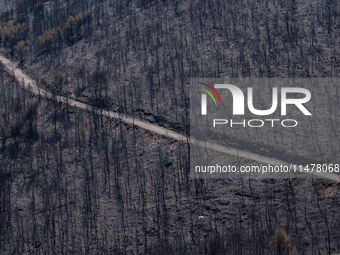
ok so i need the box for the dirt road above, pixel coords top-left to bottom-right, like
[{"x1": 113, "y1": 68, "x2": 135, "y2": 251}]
[{"x1": 1, "y1": 55, "x2": 338, "y2": 181}]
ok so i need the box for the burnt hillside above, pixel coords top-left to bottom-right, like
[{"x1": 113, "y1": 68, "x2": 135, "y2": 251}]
[{"x1": 1, "y1": 0, "x2": 340, "y2": 254}]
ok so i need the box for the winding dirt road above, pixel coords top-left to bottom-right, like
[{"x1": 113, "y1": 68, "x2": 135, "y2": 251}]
[{"x1": 1, "y1": 55, "x2": 339, "y2": 181}]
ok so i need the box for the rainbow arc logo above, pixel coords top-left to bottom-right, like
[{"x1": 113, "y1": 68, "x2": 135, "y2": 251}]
[
  {"x1": 198, "y1": 82, "x2": 223, "y2": 106},
  {"x1": 198, "y1": 82, "x2": 222, "y2": 115}
]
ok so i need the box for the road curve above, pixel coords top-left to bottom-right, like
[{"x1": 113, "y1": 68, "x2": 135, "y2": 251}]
[{"x1": 1, "y1": 55, "x2": 339, "y2": 181}]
